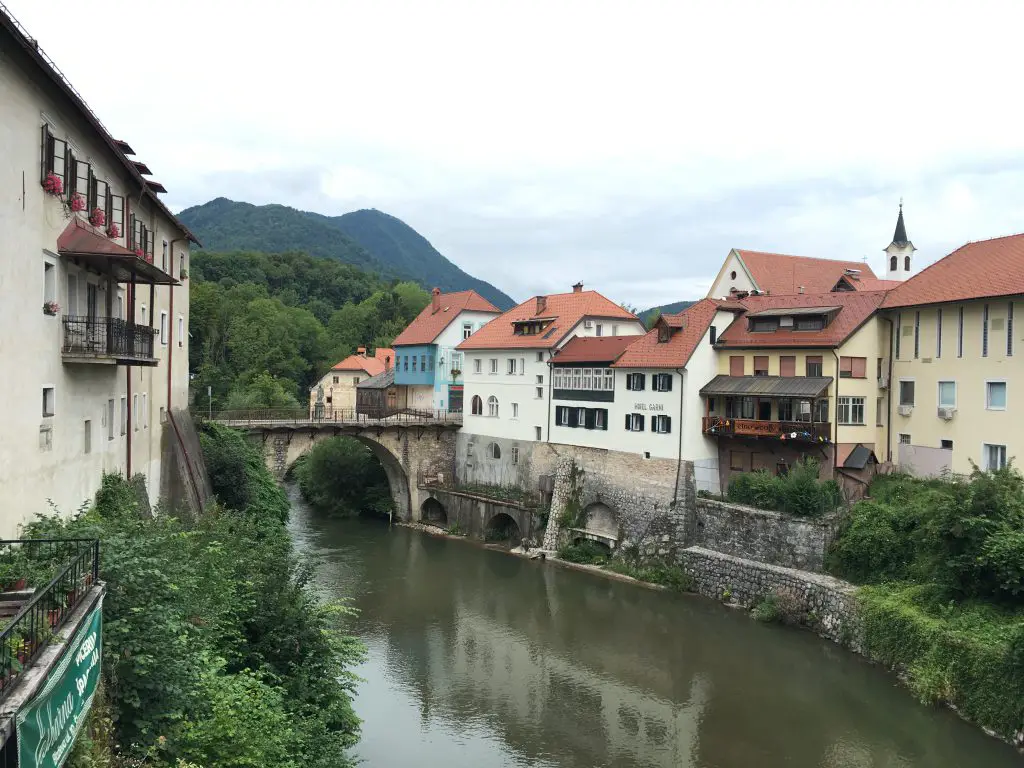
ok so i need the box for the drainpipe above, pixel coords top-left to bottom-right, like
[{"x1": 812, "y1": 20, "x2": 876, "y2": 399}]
[
  {"x1": 831, "y1": 348, "x2": 840, "y2": 474},
  {"x1": 883, "y1": 316, "x2": 894, "y2": 463},
  {"x1": 672, "y1": 367, "x2": 686, "y2": 508},
  {"x1": 545, "y1": 350, "x2": 553, "y2": 442}
]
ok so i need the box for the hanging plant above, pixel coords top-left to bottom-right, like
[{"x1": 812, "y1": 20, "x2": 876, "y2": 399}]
[
  {"x1": 89, "y1": 207, "x2": 106, "y2": 227},
  {"x1": 42, "y1": 173, "x2": 64, "y2": 197},
  {"x1": 69, "y1": 194, "x2": 86, "y2": 212},
  {"x1": 179, "y1": 267, "x2": 188, "y2": 280},
  {"x1": 134, "y1": 248, "x2": 144, "y2": 259},
  {"x1": 106, "y1": 223, "x2": 120, "y2": 239},
  {"x1": 42, "y1": 300, "x2": 60, "y2": 316}
]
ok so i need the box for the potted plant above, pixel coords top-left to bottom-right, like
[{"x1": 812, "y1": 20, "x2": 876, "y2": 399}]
[
  {"x1": 179, "y1": 267, "x2": 188, "y2": 280},
  {"x1": 42, "y1": 300, "x2": 60, "y2": 317},
  {"x1": 450, "y1": 368, "x2": 462, "y2": 379},
  {"x1": 134, "y1": 248, "x2": 144, "y2": 259},
  {"x1": 42, "y1": 173, "x2": 64, "y2": 197},
  {"x1": 69, "y1": 194, "x2": 86, "y2": 212},
  {"x1": 89, "y1": 207, "x2": 106, "y2": 227},
  {"x1": 106, "y1": 222, "x2": 120, "y2": 239}
]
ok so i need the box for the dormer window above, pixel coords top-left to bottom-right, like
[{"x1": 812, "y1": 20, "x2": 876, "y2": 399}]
[
  {"x1": 657, "y1": 325, "x2": 671, "y2": 343},
  {"x1": 750, "y1": 317, "x2": 778, "y2": 333},
  {"x1": 794, "y1": 314, "x2": 826, "y2": 331},
  {"x1": 513, "y1": 319, "x2": 552, "y2": 336}
]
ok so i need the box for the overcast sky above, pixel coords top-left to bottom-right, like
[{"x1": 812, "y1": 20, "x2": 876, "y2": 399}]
[{"x1": 10, "y1": 0, "x2": 1024, "y2": 307}]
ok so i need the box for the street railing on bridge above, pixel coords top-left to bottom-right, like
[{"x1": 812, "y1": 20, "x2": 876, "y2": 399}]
[{"x1": 195, "y1": 407, "x2": 463, "y2": 428}]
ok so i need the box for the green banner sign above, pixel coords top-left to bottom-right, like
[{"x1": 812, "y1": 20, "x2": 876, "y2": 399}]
[{"x1": 16, "y1": 600, "x2": 102, "y2": 768}]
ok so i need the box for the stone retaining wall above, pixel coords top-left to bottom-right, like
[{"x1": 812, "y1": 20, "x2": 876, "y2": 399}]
[
  {"x1": 691, "y1": 498, "x2": 839, "y2": 571},
  {"x1": 682, "y1": 546, "x2": 864, "y2": 651}
]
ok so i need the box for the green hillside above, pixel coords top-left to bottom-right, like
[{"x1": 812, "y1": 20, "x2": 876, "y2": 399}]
[
  {"x1": 639, "y1": 300, "x2": 696, "y2": 325},
  {"x1": 177, "y1": 198, "x2": 515, "y2": 309}
]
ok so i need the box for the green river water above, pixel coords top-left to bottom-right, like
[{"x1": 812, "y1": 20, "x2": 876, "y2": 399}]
[{"x1": 287, "y1": 487, "x2": 1021, "y2": 768}]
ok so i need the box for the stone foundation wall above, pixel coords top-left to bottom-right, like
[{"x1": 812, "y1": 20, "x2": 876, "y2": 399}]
[
  {"x1": 682, "y1": 546, "x2": 864, "y2": 651},
  {"x1": 419, "y1": 488, "x2": 535, "y2": 541},
  {"x1": 691, "y1": 499, "x2": 839, "y2": 571}
]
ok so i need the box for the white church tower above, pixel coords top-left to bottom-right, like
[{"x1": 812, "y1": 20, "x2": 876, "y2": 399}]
[{"x1": 884, "y1": 201, "x2": 915, "y2": 282}]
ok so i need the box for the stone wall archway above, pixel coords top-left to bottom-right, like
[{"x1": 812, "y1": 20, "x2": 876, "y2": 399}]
[
  {"x1": 485, "y1": 512, "x2": 522, "y2": 543},
  {"x1": 421, "y1": 497, "x2": 448, "y2": 527},
  {"x1": 583, "y1": 502, "x2": 619, "y2": 539}
]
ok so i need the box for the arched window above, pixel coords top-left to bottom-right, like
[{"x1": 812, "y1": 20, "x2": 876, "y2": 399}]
[
  {"x1": 904, "y1": 255, "x2": 911, "y2": 271},
  {"x1": 471, "y1": 395, "x2": 483, "y2": 415},
  {"x1": 487, "y1": 395, "x2": 499, "y2": 417},
  {"x1": 890, "y1": 255, "x2": 897, "y2": 272},
  {"x1": 487, "y1": 442, "x2": 501, "y2": 459}
]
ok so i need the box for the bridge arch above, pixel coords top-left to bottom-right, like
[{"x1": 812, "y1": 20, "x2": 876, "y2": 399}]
[
  {"x1": 421, "y1": 497, "x2": 448, "y2": 527},
  {"x1": 485, "y1": 511, "x2": 522, "y2": 543}
]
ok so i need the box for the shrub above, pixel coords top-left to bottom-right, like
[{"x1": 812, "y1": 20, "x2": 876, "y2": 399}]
[
  {"x1": 558, "y1": 540, "x2": 610, "y2": 565},
  {"x1": 727, "y1": 459, "x2": 840, "y2": 517},
  {"x1": 605, "y1": 558, "x2": 692, "y2": 591},
  {"x1": 826, "y1": 500, "x2": 923, "y2": 583},
  {"x1": 752, "y1": 588, "x2": 806, "y2": 625},
  {"x1": 294, "y1": 436, "x2": 393, "y2": 518}
]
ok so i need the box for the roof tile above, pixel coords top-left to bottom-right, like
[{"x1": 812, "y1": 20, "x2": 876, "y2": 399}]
[
  {"x1": 735, "y1": 250, "x2": 877, "y2": 296},
  {"x1": 331, "y1": 347, "x2": 394, "y2": 375},
  {"x1": 392, "y1": 290, "x2": 500, "y2": 346},
  {"x1": 552, "y1": 336, "x2": 638, "y2": 364},
  {"x1": 613, "y1": 299, "x2": 721, "y2": 368}
]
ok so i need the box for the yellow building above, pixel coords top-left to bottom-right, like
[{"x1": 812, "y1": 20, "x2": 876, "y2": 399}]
[
  {"x1": 700, "y1": 291, "x2": 889, "y2": 495},
  {"x1": 309, "y1": 347, "x2": 392, "y2": 417},
  {"x1": 880, "y1": 234, "x2": 1024, "y2": 476}
]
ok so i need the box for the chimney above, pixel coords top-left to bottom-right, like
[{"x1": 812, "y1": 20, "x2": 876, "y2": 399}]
[
  {"x1": 536, "y1": 295, "x2": 548, "y2": 315},
  {"x1": 385, "y1": 355, "x2": 391, "y2": 371},
  {"x1": 357, "y1": 346, "x2": 367, "y2": 356},
  {"x1": 572, "y1": 282, "x2": 583, "y2": 293},
  {"x1": 431, "y1": 287, "x2": 441, "y2": 313}
]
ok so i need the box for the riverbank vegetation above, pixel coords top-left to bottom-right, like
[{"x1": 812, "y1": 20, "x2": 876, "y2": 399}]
[
  {"x1": 41, "y1": 422, "x2": 365, "y2": 767},
  {"x1": 827, "y1": 467, "x2": 1024, "y2": 741},
  {"x1": 724, "y1": 458, "x2": 843, "y2": 517},
  {"x1": 190, "y1": 250, "x2": 429, "y2": 410},
  {"x1": 555, "y1": 541, "x2": 692, "y2": 591},
  {"x1": 294, "y1": 436, "x2": 393, "y2": 518}
]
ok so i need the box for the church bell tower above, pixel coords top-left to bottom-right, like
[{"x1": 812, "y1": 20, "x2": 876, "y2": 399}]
[{"x1": 884, "y1": 201, "x2": 915, "y2": 282}]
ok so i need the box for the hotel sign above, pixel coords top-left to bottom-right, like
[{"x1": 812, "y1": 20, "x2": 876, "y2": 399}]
[{"x1": 632, "y1": 403, "x2": 666, "y2": 412}]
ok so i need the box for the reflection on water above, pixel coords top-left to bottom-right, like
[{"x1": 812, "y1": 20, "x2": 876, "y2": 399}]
[{"x1": 287, "y1": 487, "x2": 1021, "y2": 768}]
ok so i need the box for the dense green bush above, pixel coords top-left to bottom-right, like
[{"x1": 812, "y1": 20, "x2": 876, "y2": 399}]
[
  {"x1": 752, "y1": 588, "x2": 806, "y2": 625},
  {"x1": 605, "y1": 558, "x2": 693, "y2": 591},
  {"x1": 53, "y1": 425, "x2": 363, "y2": 767},
  {"x1": 557, "y1": 540, "x2": 610, "y2": 565},
  {"x1": 727, "y1": 459, "x2": 841, "y2": 517},
  {"x1": 294, "y1": 436, "x2": 393, "y2": 518},
  {"x1": 199, "y1": 421, "x2": 289, "y2": 521}
]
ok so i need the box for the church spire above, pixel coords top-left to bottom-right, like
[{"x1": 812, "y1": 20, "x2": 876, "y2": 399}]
[
  {"x1": 884, "y1": 199, "x2": 915, "y2": 282},
  {"x1": 892, "y1": 199, "x2": 909, "y2": 246}
]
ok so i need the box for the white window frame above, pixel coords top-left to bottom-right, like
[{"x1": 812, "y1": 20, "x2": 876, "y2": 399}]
[
  {"x1": 107, "y1": 398, "x2": 115, "y2": 440},
  {"x1": 507, "y1": 358, "x2": 517, "y2": 375},
  {"x1": 511, "y1": 446, "x2": 519, "y2": 465},
  {"x1": 898, "y1": 378, "x2": 915, "y2": 407},
  {"x1": 653, "y1": 414, "x2": 671, "y2": 434},
  {"x1": 519, "y1": 357, "x2": 525, "y2": 376},
  {"x1": 985, "y1": 380, "x2": 1007, "y2": 411},
  {"x1": 937, "y1": 380, "x2": 957, "y2": 409},
  {"x1": 595, "y1": 323, "x2": 603, "y2": 337},
  {"x1": 177, "y1": 315, "x2": 185, "y2": 347},
  {"x1": 473, "y1": 358, "x2": 482, "y2": 374},
  {"x1": 594, "y1": 409, "x2": 606, "y2": 430},
  {"x1": 462, "y1": 322, "x2": 472, "y2": 340},
  {"x1": 898, "y1": 433, "x2": 911, "y2": 445},
  {"x1": 120, "y1": 396, "x2": 127, "y2": 435},
  {"x1": 627, "y1": 413, "x2": 643, "y2": 431},
  {"x1": 42, "y1": 386, "x2": 55, "y2": 417},
  {"x1": 133, "y1": 393, "x2": 139, "y2": 430},
  {"x1": 43, "y1": 257, "x2": 57, "y2": 305},
  {"x1": 511, "y1": 402, "x2": 519, "y2": 419},
  {"x1": 837, "y1": 396, "x2": 865, "y2": 425},
  {"x1": 487, "y1": 395, "x2": 499, "y2": 417},
  {"x1": 159, "y1": 311, "x2": 168, "y2": 345},
  {"x1": 142, "y1": 393, "x2": 148, "y2": 428},
  {"x1": 489, "y1": 358, "x2": 498, "y2": 375},
  {"x1": 982, "y1": 443, "x2": 1007, "y2": 471}
]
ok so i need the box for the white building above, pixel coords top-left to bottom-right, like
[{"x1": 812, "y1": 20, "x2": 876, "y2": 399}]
[
  {"x1": 457, "y1": 283, "x2": 645, "y2": 443},
  {"x1": 0, "y1": 7, "x2": 197, "y2": 533}
]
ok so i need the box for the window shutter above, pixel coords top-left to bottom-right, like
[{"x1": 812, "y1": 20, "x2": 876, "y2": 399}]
[
  {"x1": 663, "y1": 374, "x2": 672, "y2": 392},
  {"x1": 585, "y1": 409, "x2": 595, "y2": 430},
  {"x1": 626, "y1": 375, "x2": 633, "y2": 391},
  {"x1": 625, "y1": 414, "x2": 631, "y2": 430},
  {"x1": 780, "y1": 355, "x2": 796, "y2": 377},
  {"x1": 601, "y1": 409, "x2": 608, "y2": 430},
  {"x1": 65, "y1": 151, "x2": 77, "y2": 200},
  {"x1": 851, "y1": 357, "x2": 867, "y2": 378},
  {"x1": 639, "y1": 373, "x2": 646, "y2": 391},
  {"x1": 87, "y1": 170, "x2": 97, "y2": 209},
  {"x1": 664, "y1": 416, "x2": 672, "y2": 433},
  {"x1": 40, "y1": 125, "x2": 50, "y2": 184},
  {"x1": 568, "y1": 408, "x2": 578, "y2": 428},
  {"x1": 730, "y1": 356, "x2": 744, "y2": 376},
  {"x1": 638, "y1": 414, "x2": 645, "y2": 431}
]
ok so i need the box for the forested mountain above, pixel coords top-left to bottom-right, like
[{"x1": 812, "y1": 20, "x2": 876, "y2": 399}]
[
  {"x1": 178, "y1": 198, "x2": 515, "y2": 309},
  {"x1": 639, "y1": 300, "x2": 696, "y2": 325}
]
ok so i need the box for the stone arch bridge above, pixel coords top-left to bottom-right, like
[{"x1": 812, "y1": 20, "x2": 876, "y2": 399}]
[{"x1": 212, "y1": 410, "x2": 458, "y2": 521}]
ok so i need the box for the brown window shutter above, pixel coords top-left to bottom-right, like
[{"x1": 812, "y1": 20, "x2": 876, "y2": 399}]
[
  {"x1": 851, "y1": 357, "x2": 867, "y2": 378},
  {"x1": 730, "y1": 356, "x2": 745, "y2": 376},
  {"x1": 779, "y1": 355, "x2": 796, "y2": 377},
  {"x1": 839, "y1": 356, "x2": 852, "y2": 374},
  {"x1": 753, "y1": 356, "x2": 768, "y2": 374}
]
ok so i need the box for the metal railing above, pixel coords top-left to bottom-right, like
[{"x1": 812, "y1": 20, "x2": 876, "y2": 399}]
[
  {"x1": 199, "y1": 407, "x2": 463, "y2": 427},
  {"x1": 703, "y1": 416, "x2": 832, "y2": 442},
  {"x1": 0, "y1": 539, "x2": 99, "y2": 700},
  {"x1": 62, "y1": 315, "x2": 157, "y2": 360}
]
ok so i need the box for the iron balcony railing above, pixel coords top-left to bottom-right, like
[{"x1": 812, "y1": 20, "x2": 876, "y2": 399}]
[
  {"x1": 702, "y1": 416, "x2": 832, "y2": 442},
  {"x1": 0, "y1": 539, "x2": 100, "y2": 701},
  {"x1": 62, "y1": 315, "x2": 157, "y2": 361},
  {"x1": 197, "y1": 407, "x2": 463, "y2": 427}
]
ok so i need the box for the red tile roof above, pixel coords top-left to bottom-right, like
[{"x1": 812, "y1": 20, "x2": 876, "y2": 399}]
[
  {"x1": 331, "y1": 347, "x2": 394, "y2": 375},
  {"x1": 613, "y1": 299, "x2": 722, "y2": 369},
  {"x1": 552, "y1": 335, "x2": 639, "y2": 364},
  {"x1": 457, "y1": 290, "x2": 639, "y2": 350},
  {"x1": 715, "y1": 291, "x2": 887, "y2": 348},
  {"x1": 882, "y1": 233, "x2": 1024, "y2": 308},
  {"x1": 734, "y1": 250, "x2": 878, "y2": 296},
  {"x1": 391, "y1": 290, "x2": 500, "y2": 346}
]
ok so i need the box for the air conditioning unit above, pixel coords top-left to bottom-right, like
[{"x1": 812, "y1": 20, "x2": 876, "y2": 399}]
[
  {"x1": 897, "y1": 404, "x2": 914, "y2": 416},
  {"x1": 877, "y1": 375, "x2": 889, "y2": 389},
  {"x1": 937, "y1": 407, "x2": 956, "y2": 421},
  {"x1": 583, "y1": 320, "x2": 593, "y2": 329}
]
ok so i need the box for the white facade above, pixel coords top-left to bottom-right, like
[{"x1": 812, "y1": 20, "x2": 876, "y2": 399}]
[
  {"x1": 432, "y1": 309, "x2": 500, "y2": 410},
  {"x1": 706, "y1": 251, "x2": 758, "y2": 299},
  {"x1": 0, "y1": 25, "x2": 191, "y2": 534}
]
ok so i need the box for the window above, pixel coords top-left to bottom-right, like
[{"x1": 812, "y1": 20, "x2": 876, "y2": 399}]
[
  {"x1": 519, "y1": 358, "x2": 525, "y2": 376},
  {"x1": 508, "y1": 358, "x2": 517, "y2": 375},
  {"x1": 795, "y1": 315, "x2": 826, "y2": 331},
  {"x1": 778, "y1": 399, "x2": 793, "y2": 421},
  {"x1": 1008, "y1": 302, "x2": 1015, "y2": 357},
  {"x1": 914, "y1": 311, "x2": 920, "y2": 358},
  {"x1": 536, "y1": 352, "x2": 544, "y2": 362},
  {"x1": 876, "y1": 397, "x2": 884, "y2": 427},
  {"x1": 572, "y1": 368, "x2": 582, "y2": 389},
  {"x1": 877, "y1": 357, "x2": 883, "y2": 379},
  {"x1": 107, "y1": 399, "x2": 115, "y2": 440},
  {"x1": 66, "y1": 272, "x2": 80, "y2": 316},
  {"x1": 40, "y1": 125, "x2": 68, "y2": 187},
  {"x1": 957, "y1": 306, "x2": 964, "y2": 358},
  {"x1": 536, "y1": 375, "x2": 543, "y2": 384},
  {"x1": 904, "y1": 255, "x2": 911, "y2": 271},
  {"x1": 652, "y1": 415, "x2": 672, "y2": 434},
  {"x1": 487, "y1": 396, "x2": 499, "y2": 417},
  {"x1": 84, "y1": 420, "x2": 92, "y2": 454},
  {"x1": 729, "y1": 450, "x2": 745, "y2": 471},
  {"x1": 709, "y1": 326, "x2": 717, "y2": 344},
  {"x1": 332, "y1": 375, "x2": 339, "y2": 384},
  {"x1": 936, "y1": 308, "x2": 942, "y2": 358},
  {"x1": 487, "y1": 442, "x2": 501, "y2": 459},
  {"x1": 489, "y1": 359, "x2": 498, "y2": 374},
  {"x1": 179, "y1": 253, "x2": 186, "y2": 280},
  {"x1": 536, "y1": 387, "x2": 543, "y2": 399},
  {"x1": 120, "y1": 396, "x2": 127, "y2": 435},
  {"x1": 602, "y1": 369, "x2": 614, "y2": 390},
  {"x1": 779, "y1": 356, "x2": 795, "y2": 377},
  {"x1": 556, "y1": 406, "x2": 570, "y2": 426},
  {"x1": 814, "y1": 399, "x2": 829, "y2": 423},
  {"x1": 133, "y1": 393, "x2": 140, "y2": 430},
  {"x1": 806, "y1": 356, "x2": 823, "y2": 377},
  {"x1": 511, "y1": 403, "x2": 519, "y2": 418},
  {"x1": 412, "y1": 355, "x2": 417, "y2": 372},
  {"x1": 471, "y1": 395, "x2": 483, "y2": 415},
  {"x1": 982, "y1": 304, "x2": 989, "y2": 357},
  {"x1": 116, "y1": 292, "x2": 124, "y2": 320},
  {"x1": 43, "y1": 261, "x2": 56, "y2": 305},
  {"x1": 938, "y1": 381, "x2": 956, "y2": 409},
  {"x1": 941, "y1": 439, "x2": 953, "y2": 450},
  {"x1": 984, "y1": 444, "x2": 1007, "y2": 471},
  {"x1": 895, "y1": 314, "x2": 902, "y2": 359},
  {"x1": 753, "y1": 357, "x2": 768, "y2": 376},
  {"x1": 890, "y1": 255, "x2": 897, "y2": 272},
  {"x1": 899, "y1": 380, "x2": 915, "y2": 406},
  {"x1": 576, "y1": 407, "x2": 586, "y2": 426},
  {"x1": 625, "y1": 413, "x2": 645, "y2": 432},
  {"x1": 595, "y1": 324, "x2": 603, "y2": 337},
  {"x1": 535, "y1": 426, "x2": 542, "y2": 440},
  {"x1": 837, "y1": 396, "x2": 865, "y2": 425},
  {"x1": 593, "y1": 409, "x2": 606, "y2": 430},
  {"x1": 473, "y1": 358, "x2": 481, "y2": 374},
  {"x1": 159, "y1": 311, "x2": 168, "y2": 345},
  {"x1": 161, "y1": 240, "x2": 168, "y2": 272},
  {"x1": 625, "y1": 372, "x2": 645, "y2": 391},
  {"x1": 42, "y1": 387, "x2": 55, "y2": 417},
  {"x1": 142, "y1": 393, "x2": 148, "y2": 428},
  {"x1": 986, "y1": 381, "x2": 1007, "y2": 410},
  {"x1": 653, "y1": 373, "x2": 673, "y2": 391},
  {"x1": 352, "y1": 377, "x2": 360, "y2": 386},
  {"x1": 463, "y1": 322, "x2": 472, "y2": 340},
  {"x1": 899, "y1": 433, "x2": 911, "y2": 445},
  {"x1": 140, "y1": 304, "x2": 147, "y2": 326},
  {"x1": 109, "y1": 194, "x2": 124, "y2": 236},
  {"x1": 511, "y1": 446, "x2": 519, "y2": 465},
  {"x1": 750, "y1": 317, "x2": 778, "y2": 333},
  {"x1": 178, "y1": 315, "x2": 184, "y2": 347},
  {"x1": 582, "y1": 369, "x2": 593, "y2": 389},
  {"x1": 159, "y1": 407, "x2": 166, "y2": 424},
  {"x1": 729, "y1": 356, "x2": 745, "y2": 376},
  {"x1": 839, "y1": 357, "x2": 867, "y2": 378}
]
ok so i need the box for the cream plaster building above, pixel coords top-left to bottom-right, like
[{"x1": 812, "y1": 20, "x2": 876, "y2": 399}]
[
  {"x1": 309, "y1": 347, "x2": 392, "y2": 416},
  {"x1": 0, "y1": 8, "x2": 196, "y2": 533}
]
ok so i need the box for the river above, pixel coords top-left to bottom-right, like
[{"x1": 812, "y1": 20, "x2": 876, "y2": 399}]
[{"x1": 286, "y1": 487, "x2": 1021, "y2": 768}]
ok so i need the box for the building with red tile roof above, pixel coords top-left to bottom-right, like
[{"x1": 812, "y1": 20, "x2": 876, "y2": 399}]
[
  {"x1": 551, "y1": 335, "x2": 638, "y2": 364},
  {"x1": 331, "y1": 347, "x2": 393, "y2": 375},
  {"x1": 614, "y1": 299, "x2": 730, "y2": 369},
  {"x1": 707, "y1": 248, "x2": 879, "y2": 299},
  {"x1": 392, "y1": 289, "x2": 500, "y2": 346},
  {"x1": 311, "y1": 347, "x2": 394, "y2": 415}
]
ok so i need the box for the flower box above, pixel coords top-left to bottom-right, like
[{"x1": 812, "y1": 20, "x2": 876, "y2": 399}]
[
  {"x1": 42, "y1": 301, "x2": 60, "y2": 316},
  {"x1": 42, "y1": 173, "x2": 64, "y2": 197},
  {"x1": 69, "y1": 194, "x2": 86, "y2": 212},
  {"x1": 89, "y1": 208, "x2": 106, "y2": 228},
  {"x1": 106, "y1": 223, "x2": 120, "y2": 239}
]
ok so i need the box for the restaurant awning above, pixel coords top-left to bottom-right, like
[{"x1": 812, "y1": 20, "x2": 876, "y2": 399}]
[
  {"x1": 56, "y1": 219, "x2": 179, "y2": 286},
  {"x1": 699, "y1": 375, "x2": 833, "y2": 398}
]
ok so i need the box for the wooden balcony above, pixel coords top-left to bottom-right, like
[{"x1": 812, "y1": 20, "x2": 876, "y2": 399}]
[
  {"x1": 702, "y1": 416, "x2": 831, "y2": 443},
  {"x1": 62, "y1": 316, "x2": 158, "y2": 366}
]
